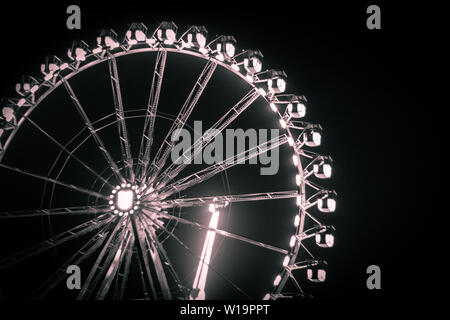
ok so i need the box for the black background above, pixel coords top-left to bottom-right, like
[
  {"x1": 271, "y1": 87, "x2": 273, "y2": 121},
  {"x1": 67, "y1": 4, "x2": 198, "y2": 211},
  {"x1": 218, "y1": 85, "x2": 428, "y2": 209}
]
[{"x1": 0, "y1": 0, "x2": 442, "y2": 316}]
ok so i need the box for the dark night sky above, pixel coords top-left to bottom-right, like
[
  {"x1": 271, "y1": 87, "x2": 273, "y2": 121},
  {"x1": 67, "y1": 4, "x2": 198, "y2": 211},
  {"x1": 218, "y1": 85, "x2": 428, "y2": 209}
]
[{"x1": 0, "y1": 0, "x2": 442, "y2": 313}]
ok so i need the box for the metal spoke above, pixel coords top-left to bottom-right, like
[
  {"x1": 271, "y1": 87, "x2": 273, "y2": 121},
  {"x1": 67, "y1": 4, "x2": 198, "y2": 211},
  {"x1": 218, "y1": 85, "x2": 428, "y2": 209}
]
[
  {"x1": 61, "y1": 77, "x2": 125, "y2": 184},
  {"x1": 136, "y1": 50, "x2": 167, "y2": 181},
  {"x1": 24, "y1": 117, "x2": 113, "y2": 188},
  {"x1": 108, "y1": 54, "x2": 134, "y2": 182},
  {"x1": 144, "y1": 212, "x2": 252, "y2": 299},
  {"x1": 95, "y1": 227, "x2": 131, "y2": 299},
  {"x1": 31, "y1": 224, "x2": 112, "y2": 299},
  {"x1": 77, "y1": 216, "x2": 125, "y2": 299},
  {"x1": 0, "y1": 163, "x2": 108, "y2": 200},
  {"x1": 143, "y1": 209, "x2": 288, "y2": 255},
  {"x1": 157, "y1": 134, "x2": 288, "y2": 198},
  {"x1": 138, "y1": 214, "x2": 172, "y2": 299},
  {"x1": 156, "y1": 190, "x2": 298, "y2": 209},
  {"x1": 0, "y1": 213, "x2": 113, "y2": 270},
  {"x1": 146, "y1": 60, "x2": 217, "y2": 184},
  {"x1": 0, "y1": 205, "x2": 109, "y2": 219},
  {"x1": 139, "y1": 214, "x2": 186, "y2": 299},
  {"x1": 116, "y1": 233, "x2": 134, "y2": 300},
  {"x1": 155, "y1": 89, "x2": 260, "y2": 189},
  {"x1": 130, "y1": 213, "x2": 158, "y2": 299}
]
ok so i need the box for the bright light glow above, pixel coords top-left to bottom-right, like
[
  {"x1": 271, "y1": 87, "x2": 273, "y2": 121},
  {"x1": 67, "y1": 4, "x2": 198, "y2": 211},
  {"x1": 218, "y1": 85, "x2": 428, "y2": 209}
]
[
  {"x1": 273, "y1": 274, "x2": 281, "y2": 286},
  {"x1": 289, "y1": 235, "x2": 296, "y2": 247},
  {"x1": 74, "y1": 48, "x2": 86, "y2": 62},
  {"x1": 313, "y1": 163, "x2": 332, "y2": 178},
  {"x1": 318, "y1": 198, "x2": 336, "y2": 213},
  {"x1": 277, "y1": 78, "x2": 286, "y2": 93},
  {"x1": 208, "y1": 204, "x2": 215, "y2": 213},
  {"x1": 263, "y1": 293, "x2": 270, "y2": 300},
  {"x1": 191, "y1": 210, "x2": 220, "y2": 300},
  {"x1": 283, "y1": 255, "x2": 290, "y2": 267},
  {"x1": 294, "y1": 214, "x2": 300, "y2": 227},
  {"x1": 270, "y1": 103, "x2": 277, "y2": 112},
  {"x1": 197, "y1": 33, "x2": 206, "y2": 48},
  {"x1": 307, "y1": 268, "x2": 326, "y2": 282},
  {"x1": 116, "y1": 189, "x2": 134, "y2": 211},
  {"x1": 296, "y1": 195, "x2": 301, "y2": 206},
  {"x1": 231, "y1": 63, "x2": 240, "y2": 71},
  {"x1": 258, "y1": 88, "x2": 267, "y2": 96},
  {"x1": 313, "y1": 132, "x2": 321, "y2": 146},
  {"x1": 292, "y1": 154, "x2": 299, "y2": 166},
  {"x1": 287, "y1": 136, "x2": 294, "y2": 146},
  {"x1": 279, "y1": 119, "x2": 287, "y2": 129},
  {"x1": 295, "y1": 174, "x2": 301, "y2": 185},
  {"x1": 225, "y1": 43, "x2": 235, "y2": 57}
]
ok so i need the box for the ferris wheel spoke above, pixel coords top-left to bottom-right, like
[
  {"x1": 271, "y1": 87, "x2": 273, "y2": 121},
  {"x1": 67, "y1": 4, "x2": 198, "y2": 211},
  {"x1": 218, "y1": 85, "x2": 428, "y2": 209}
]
[
  {"x1": 61, "y1": 77, "x2": 125, "y2": 184},
  {"x1": 31, "y1": 224, "x2": 112, "y2": 299},
  {"x1": 95, "y1": 227, "x2": 132, "y2": 300},
  {"x1": 137, "y1": 215, "x2": 172, "y2": 299},
  {"x1": 0, "y1": 205, "x2": 109, "y2": 219},
  {"x1": 143, "y1": 213, "x2": 253, "y2": 299},
  {"x1": 136, "y1": 50, "x2": 167, "y2": 182},
  {"x1": 24, "y1": 117, "x2": 113, "y2": 188},
  {"x1": 0, "y1": 213, "x2": 113, "y2": 271},
  {"x1": 139, "y1": 215, "x2": 186, "y2": 298},
  {"x1": 77, "y1": 216, "x2": 125, "y2": 300},
  {"x1": 157, "y1": 190, "x2": 299, "y2": 209},
  {"x1": 0, "y1": 162, "x2": 109, "y2": 200},
  {"x1": 129, "y1": 213, "x2": 159, "y2": 299},
  {"x1": 107, "y1": 54, "x2": 134, "y2": 182},
  {"x1": 155, "y1": 89, "x2": 260, "y2": 189},
  {"x1": 146, "y1": 60, "x2": 217, "y2": 184},
  {"x1": 115, "y1": 233, "x2": 134, "y2": 300},
  {"x1": 157, "y1": 134, "x2": 288, "y2": 198},
  {"x1": 143, "y1": 209, "x2": 289, "y2": 255}
]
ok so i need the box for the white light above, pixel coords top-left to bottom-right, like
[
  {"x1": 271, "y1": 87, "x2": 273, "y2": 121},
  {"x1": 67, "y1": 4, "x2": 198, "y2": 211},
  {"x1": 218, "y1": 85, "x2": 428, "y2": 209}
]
[
  {"x1": 314, "y1": 163, "x2": 332, "y2": 178},
  {"x1": 279, "y1": 119, "x2": 287, "y2": 129},
  {"x1": 295, "y1": 174, "x2": 301, "y2": 185},
  {"x1": 119, "y1": 212, "x2": 123, "y2": 216},
  {"x1": 114, "y1": 210, "x2": 119, "y2": 214},
  {"x1": 75, "y1": 48, "x2": 86, "y2": 62},
  {"x1": 215, "y1": 53, "x2": 225, "y2": 61},
  {"x1": 289, "y1": 235, "x2": 296, "y2": 247},
  {"x1": 208, "y1": 204, "x2": 215, "y2": 213},
  {"x1": 318, "y1": 198, "x2": 336, "y2": 213},
  {"x1": 313, "y1": 132, "x2": 322, "y2": 146},
  {"x1": 296, "y1": 195, "x2": 302, "y2": 206},
  {"x1": 270, "y1": 103, "x2": 277, "y2": 112},
  {"x1": 294, "y1": 214, "x2": 300, "y2": 227},
  {"x1": 307, "y1": 269, "x2": 326, "y2": 282},
  {"x1": 282, "y1": 255, "x2": 290, "y2": 267},
  {"x1": 109, "y1": 200, "x2": 113, "y2": 205},
  {"x1": 197, "y1": 33, "x2": 206, "y2": 48},
  {"x1": 258, "y1": 88, "x2": 267, "y2": 96},
  {"x1": 225, "y1": 43, "x2": 235, "y2": 57},
  {"x1": 292, "y1": 154, "x2": 299, "y2": 166},
  {"x1": 277, "y1": 78, "x2": 286, "y2": 93},
  {"x1": 116, "y1": 189, "x2": 134, "y2": 211},
  {"x1": 231, "y1": 63, "x2": 239, "y2": 71},
  {"x1": 273, "y1": 274, "x2": 281, "y2": 286},
  {"x1": 287, "y1": 136, "x2": 294, "y2": 146}
]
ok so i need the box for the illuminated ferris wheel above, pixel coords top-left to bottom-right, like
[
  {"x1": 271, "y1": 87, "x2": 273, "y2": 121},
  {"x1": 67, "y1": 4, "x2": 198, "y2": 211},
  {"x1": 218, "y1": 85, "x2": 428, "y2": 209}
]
[{"x1": 0, "y1": 22, "x2": 337, "y2": 300}]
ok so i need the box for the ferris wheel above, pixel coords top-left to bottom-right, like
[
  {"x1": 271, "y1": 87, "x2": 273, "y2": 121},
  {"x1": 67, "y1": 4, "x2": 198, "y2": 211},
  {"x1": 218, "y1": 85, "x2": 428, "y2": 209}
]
[{"x1": 0, "y1": 21, "x2": 337, "y2": 300}]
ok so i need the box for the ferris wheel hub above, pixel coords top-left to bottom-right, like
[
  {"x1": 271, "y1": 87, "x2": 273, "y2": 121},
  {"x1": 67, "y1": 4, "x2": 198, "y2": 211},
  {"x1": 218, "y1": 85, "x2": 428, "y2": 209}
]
[{"x1": 108, "y1": 183, "x2": 141, "y2": 216}]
